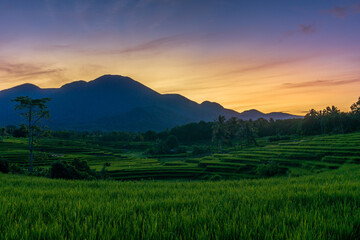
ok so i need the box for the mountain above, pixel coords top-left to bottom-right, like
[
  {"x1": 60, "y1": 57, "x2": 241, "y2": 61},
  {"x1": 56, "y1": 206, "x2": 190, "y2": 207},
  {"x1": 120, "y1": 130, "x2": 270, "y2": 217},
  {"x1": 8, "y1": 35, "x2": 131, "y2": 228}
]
[{"x1": 0, "y1": 75, "x2": 302, "y2": 131}]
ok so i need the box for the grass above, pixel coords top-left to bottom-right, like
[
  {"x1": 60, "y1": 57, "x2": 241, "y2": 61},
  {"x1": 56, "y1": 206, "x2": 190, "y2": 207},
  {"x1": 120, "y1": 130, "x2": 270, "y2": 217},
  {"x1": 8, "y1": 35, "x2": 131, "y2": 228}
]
[
  {"x1": 1, "y1": 165, "x2": 360, "y2": 239},
  {"x1": 2, "y1": 132, "x2": 360, "y2": 180}
]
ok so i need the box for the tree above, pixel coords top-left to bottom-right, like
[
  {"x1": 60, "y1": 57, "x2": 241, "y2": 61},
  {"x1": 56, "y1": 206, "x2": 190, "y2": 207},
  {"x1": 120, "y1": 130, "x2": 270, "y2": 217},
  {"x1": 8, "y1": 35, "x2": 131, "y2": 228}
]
[
  {"x1": 351, "y1": 97, "x2": 360, "y2": 115},
  {"x1": 12, "y1": 96, "x2": 51, "y2": 172},
  {"x1": 212, "y1": 115, "x2": 228, "y2": 152},
  {"x1": 226, "y1": 117, "x2": 240, "y2": 142},
  {"x1": 0, "y1": 127, "x2": 6, "y2": 142},
  {"x1": 242, "y1": 121, "x2": 258, "y2": 146},
  {"x1": 165, "y1": 135, "x2": 179, "y2": 150}
]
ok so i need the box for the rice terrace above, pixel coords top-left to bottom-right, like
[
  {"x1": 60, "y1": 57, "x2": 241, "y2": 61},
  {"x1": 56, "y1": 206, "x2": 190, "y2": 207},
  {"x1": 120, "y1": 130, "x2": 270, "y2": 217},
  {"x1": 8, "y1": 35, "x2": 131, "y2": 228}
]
[{"x1": 1, "y1": 0, "x2": 360, "y2": 239}]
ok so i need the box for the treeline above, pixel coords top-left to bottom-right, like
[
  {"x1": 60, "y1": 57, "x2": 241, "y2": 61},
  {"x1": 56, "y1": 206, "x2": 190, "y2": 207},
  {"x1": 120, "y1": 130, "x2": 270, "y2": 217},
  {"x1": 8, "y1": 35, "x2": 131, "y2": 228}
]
[{"x1": 1, "y1": 97, "x2": 359, "y2": 146}]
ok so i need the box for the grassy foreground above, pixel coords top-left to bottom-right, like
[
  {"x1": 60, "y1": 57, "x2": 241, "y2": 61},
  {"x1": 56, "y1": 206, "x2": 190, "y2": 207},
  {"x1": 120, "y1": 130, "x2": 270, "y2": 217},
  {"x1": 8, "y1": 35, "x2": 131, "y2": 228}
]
[{"x1": 1, "y1": 166, "x2": 360, "y2": 239}]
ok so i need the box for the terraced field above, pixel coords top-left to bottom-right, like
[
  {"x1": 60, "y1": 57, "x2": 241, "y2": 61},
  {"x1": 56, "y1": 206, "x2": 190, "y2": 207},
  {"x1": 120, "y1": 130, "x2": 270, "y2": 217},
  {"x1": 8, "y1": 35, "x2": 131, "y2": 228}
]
[{"x1": 1, "y1": 132, "x2": 360, "y2": 180}]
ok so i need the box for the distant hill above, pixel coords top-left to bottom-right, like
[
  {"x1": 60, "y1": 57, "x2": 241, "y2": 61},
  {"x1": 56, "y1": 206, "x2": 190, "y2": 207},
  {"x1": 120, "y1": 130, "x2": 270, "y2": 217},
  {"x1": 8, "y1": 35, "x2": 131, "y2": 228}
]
[{"x1": 0, "y1": 75, "x2": 302, "y2": 131}]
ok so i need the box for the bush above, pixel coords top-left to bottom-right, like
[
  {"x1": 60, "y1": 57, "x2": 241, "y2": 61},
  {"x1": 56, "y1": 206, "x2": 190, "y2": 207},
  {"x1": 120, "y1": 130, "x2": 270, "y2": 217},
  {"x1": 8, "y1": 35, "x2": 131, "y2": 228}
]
[
  {"x1": 9, "y1": 164, "x2": 26, "y2": 174},
  {"x1": 192, "y1": 146, "x2": 211, "y2": 155},
  {"x1": 50, "y1": 160, "x2": 96, "y2": 180},
  {"x1": 209, "y1": 174, "x2": 223, "y2": 181},
  {"x1": 28, "y1": 168, "x2": 50, "y2": 177},
  {"x1": 268, "y1": 135, "x2": 291, "y2": 142},
  {"x1": 99, "y1": 163, "x2": 111, "y2": 179},
  {"x1": 165, "y1": 135, "x2": 179, "y2": 149},
  {"x1": 256, "y1": 161, "x2": 287, "y2": 177},
  {"x1": 0, "y1": 159, "x2": 9, "y2": 173},
  {"x1": 146, "y1": 137, "x2": 185, "y2": 155}
]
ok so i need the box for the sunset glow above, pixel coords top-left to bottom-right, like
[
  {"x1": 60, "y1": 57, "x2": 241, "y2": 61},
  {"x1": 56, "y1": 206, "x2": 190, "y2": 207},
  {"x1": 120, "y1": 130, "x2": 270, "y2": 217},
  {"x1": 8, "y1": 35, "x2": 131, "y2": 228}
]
[{"x1": 1, "y1": 0, "x2": 360, "y2": 115}]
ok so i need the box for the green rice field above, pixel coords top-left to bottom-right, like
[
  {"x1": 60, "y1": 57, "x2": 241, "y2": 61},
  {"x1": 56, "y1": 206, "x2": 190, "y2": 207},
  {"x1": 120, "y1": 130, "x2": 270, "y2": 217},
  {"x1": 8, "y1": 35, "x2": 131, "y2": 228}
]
[
  {"x1": 1, "y1": 132, "x2": 360, "y2": 180},
  {"x1": 1, "y1": 165, "x2": 360, "y2": 239},
  {"x1": 1, "y1": 133, "x2": 360, "y2": 239}
]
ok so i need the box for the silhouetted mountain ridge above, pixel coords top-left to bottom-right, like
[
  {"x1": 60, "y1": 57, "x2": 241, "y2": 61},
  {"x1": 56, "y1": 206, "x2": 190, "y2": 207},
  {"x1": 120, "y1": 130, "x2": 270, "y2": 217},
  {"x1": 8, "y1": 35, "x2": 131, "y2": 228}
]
[{"x1": 0, "y1": 75, "x2": 302, "y2": 131}]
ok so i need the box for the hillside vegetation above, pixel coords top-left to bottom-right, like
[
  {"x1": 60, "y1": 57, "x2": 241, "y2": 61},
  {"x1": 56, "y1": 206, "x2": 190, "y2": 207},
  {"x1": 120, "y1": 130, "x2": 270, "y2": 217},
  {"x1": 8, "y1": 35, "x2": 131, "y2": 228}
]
[{"x1": 1, "y1": 132, "x2": 360, "y2": 180}]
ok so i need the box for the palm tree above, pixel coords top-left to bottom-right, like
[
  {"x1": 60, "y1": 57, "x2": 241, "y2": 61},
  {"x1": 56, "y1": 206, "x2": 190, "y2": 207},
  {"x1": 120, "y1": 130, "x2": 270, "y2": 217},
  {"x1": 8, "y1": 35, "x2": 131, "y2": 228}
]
[{"x1": 212, "y1": 115, "x2": 228, "y2": 152}]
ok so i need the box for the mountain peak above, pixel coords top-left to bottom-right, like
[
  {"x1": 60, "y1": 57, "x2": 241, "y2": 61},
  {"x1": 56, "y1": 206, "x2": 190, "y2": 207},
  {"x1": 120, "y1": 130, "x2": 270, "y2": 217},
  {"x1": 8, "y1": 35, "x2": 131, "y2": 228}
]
[
  {"x1": 0, "y1": 74, "x2": 302, "y2": 131},
  {"x1": 0, "y1": 83, "x2": 41, "y2": 95},
  {"x1": 60, "y1": 80, "x2": 87, "y2": 90},
  {"x1": 201, "y1": 101, "x2": 224, "y2": 110},
  {"x1": 12, "y1": 83, "x2": 40, "y2": 91},
  {"x1": 91, "y1": 74, "x2": 133, "y2": 84},
  {"x1": 241, "y1": 109, "x2": 263, "y2": 114}
]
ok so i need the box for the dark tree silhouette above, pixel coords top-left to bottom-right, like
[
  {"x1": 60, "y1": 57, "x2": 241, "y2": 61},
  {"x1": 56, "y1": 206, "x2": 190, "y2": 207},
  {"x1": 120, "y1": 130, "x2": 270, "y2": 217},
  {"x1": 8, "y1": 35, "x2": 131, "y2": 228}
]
[
  {"x1": 12, "y1": 96, "x2": 51, "y2": 172},
  {"x1": 212, "y1": 115, "x2": 228, "y2": 152},
  {"x1": 351, "y1": 97, "x2": 360, "y2": 115}
]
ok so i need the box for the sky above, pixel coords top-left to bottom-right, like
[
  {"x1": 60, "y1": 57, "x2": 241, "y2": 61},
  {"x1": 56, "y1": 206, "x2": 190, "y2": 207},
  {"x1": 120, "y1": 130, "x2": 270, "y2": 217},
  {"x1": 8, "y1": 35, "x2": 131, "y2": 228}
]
[{"x1": 0, "y1": 0, "x2": 359, "y2": 115}]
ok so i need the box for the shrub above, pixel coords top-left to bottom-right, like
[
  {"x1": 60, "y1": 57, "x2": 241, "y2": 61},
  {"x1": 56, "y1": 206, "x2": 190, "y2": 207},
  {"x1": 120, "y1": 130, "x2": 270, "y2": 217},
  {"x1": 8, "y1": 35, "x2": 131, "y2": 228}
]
[
  {"x1": 165, "y1": 135, "x2": 179, "y2": 149},
  {"x1": 256, "y1": 161, "x2": 287, "y2": 177},
  {"x1": 209, "y1": 174, "x2": 222, "y2": 181},
  {"x1": 192, "y1": 146, "x2": 211, "y2": 155},
  {"x1": 50, "y1": 160, "x2": 96, "y2": 180},
  {"x1": 71, "y1": 158, "x2": 91, "y2": 173},
  {"x1": 0, "y1": 159, "x2": 9, "y2": 173},
  {"x1": 268, "y1": 135, "x2": 291, "y2": 142},
  {"x1": 99, "y1": 163, "x2": 111, "y2": 179},
  {"x1": 9, "y1": 164, "x2": 26, "y2": 174},
  {"x1": 28, "y1": 168, "x2": 50, "y2": 177}
]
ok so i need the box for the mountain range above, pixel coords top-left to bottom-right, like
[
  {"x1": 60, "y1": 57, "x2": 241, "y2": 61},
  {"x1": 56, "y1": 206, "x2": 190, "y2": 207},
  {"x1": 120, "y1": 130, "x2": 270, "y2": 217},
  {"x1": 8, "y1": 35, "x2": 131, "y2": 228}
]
[{"x1": 0, "y1": 75, "x2": 302, "y2": 131}]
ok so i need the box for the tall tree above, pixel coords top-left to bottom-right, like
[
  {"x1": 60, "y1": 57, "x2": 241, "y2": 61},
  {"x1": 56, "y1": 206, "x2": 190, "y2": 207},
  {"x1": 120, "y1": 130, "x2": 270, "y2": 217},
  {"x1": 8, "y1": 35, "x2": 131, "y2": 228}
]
[
  {"x1": 350, "y1": 97, "x2": 360, "y2": 115},
  {"x1": 242, "y1": 121, "x2": 258, "y2": 146},
  {"x1": 12, "y1": 97, "x2": 51, "y2": 172},
  {"x1": 212, "y1": 115, "x2": 228, "y2": 152},
  {"x1": 0, "y1": 127, "x2": 5, "y2": 142}
]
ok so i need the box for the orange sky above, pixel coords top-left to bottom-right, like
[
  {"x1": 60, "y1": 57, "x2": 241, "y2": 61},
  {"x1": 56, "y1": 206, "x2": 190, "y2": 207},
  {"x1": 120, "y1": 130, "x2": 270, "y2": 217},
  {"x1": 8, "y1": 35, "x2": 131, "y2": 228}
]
[{"x1": 1, "y1": 0, "x2": 360, "y2": 115}]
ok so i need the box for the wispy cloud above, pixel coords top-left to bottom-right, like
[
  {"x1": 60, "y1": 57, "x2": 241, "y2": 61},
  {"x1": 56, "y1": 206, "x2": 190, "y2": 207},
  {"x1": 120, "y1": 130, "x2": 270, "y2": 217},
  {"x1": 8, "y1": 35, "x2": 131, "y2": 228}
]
[
  {"x1": 282, "y1": 78, "x2": 360, "y2": 89},
  {"x1": 117, "y1": 34, "x2": 190, "y2": 54},
  {"x1": 323, "y1": 2, "x2": 360, "y2": 18},
  {"x1": 281, "y1": 22, "x2": 317, "y2": 41},
  {"x1": 36, "y1": 44, "x2": 74, "y2": 51},
  {"x1": 0, "y1": 60, "x2": 63, "y2": 82},
  {"x1": 36, "y1": 34, "x2": 194, "y2": 56},
  {"x1": 299, "y1": 23, "x2": 317, "y2": 34},
  {"x1": 226, "y1": 54, "x2": 321, "y2": 76}
]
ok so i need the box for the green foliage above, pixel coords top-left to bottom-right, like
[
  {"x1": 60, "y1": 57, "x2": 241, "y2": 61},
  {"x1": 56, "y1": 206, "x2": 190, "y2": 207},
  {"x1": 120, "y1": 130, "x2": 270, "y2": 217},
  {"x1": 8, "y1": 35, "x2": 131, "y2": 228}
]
[
  {"x1": 165, "y1": 135, "x2": 179, "y2": 149},
  {"x1": 12, "y1": 96, "x2": 51, "y2": 172},
  {"x1": 147, "y1": 136, "x2": 184, "y2": 155},
  {"x1": 192, "y1": 145, "x2": 211, "y2": 155},
  {"x1": 27, "y1": 167, "x2": 50, "y2": 177},
  {"x1": 50, "y1": 160, "x2": 96, "y2": 180},
  {"x1": 1, "y1": 167, "x2": 360, "y2": 239},
  {"x1": 256, "y1": 161, "x2": 287, "y2": 177},
  {"x1": 0, "y1": 159, "x2": 9, "y2": 173},
  {"x1": 12, "y1": 125, "x2": 27, "y2": 138},
  {"x1": 302, "y1": 100, "x2": 360, "y2": 135},
  {"x1": 2, "y1": 131, "x2": 360, "y2": 180},
  {"x1": 350, "y1": 97, "x2": 360, "y2": 115},
  {"x1": 268, "y1": 135, "x2": 291, "y2": 142},
  {"x1": 9, "y1": 164, "x2": 26, "y2": 174},
  {"x1": 170, "y1": 121, "x2": 212, "y2": 143}
]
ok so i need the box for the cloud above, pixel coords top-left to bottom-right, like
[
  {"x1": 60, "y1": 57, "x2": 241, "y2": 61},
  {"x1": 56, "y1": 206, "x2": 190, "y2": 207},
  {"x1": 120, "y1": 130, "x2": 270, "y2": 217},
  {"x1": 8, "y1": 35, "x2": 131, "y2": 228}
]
[
  {"x1": 36, "y1": 34, "x2": 194, "y2": 56},
  {"x1": 282, "y1": 78, "x2": 360, "y2": 89},
  {"x1": 280, "y1": 22, "x2": 317, "y2": 42},
  {"x1": 0, "y1": 60, "x2": 63, "y2": 82},
  {"x1": 323, "y1": 3, "x2": 360, "y2": 18},
  {"x1": 227, "y1": 54, "x2": 321, "y2": 76},
  {"x1": 36, "y1": 44, "x2": 74, "y2": 51},
  {"x1": 299, "y1": 23, "x2": 317, "y2": 34},
  {"x1": 117, "y1": 34, "x2": 190, "y2": 54}
]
